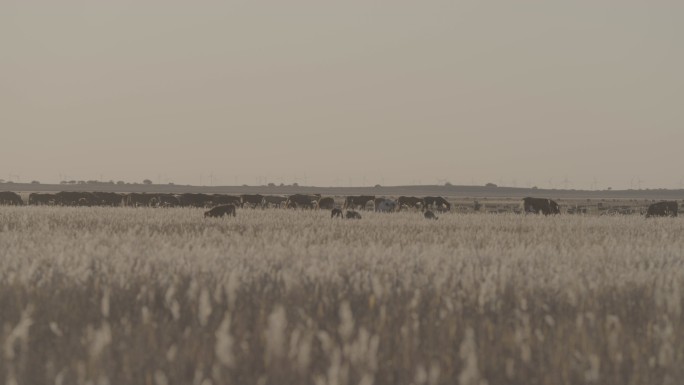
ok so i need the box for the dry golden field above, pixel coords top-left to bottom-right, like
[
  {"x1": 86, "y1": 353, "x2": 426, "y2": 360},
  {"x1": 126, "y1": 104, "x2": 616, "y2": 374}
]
[{"x1": 1, "y1": 206, "x2": 683, "y2": 385}]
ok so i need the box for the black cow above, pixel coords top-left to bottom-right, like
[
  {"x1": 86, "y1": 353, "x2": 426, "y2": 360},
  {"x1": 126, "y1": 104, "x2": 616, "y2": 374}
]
[
  {"x1": 0, "y1": 191, "x2": 23, "y2": 206},
  {"x1": 29, "y1": 193, "x2": 57, "y2": 205},
  {"x1": 55, "y1": 191, "x2": 95, "y2": 206},
  {"x1": 178, "y1": 193, "x2": 213, "y2": 208},
  {"x1": 645, "y1": 201, "x2": 678, "y2": 218},
  {"x1": 346, "y1": 210, "x2": 362, "y2": 219},
  {"x1": 424, "y1": 210, "x2": 438, "y2": 220},
  {"x1": 240, "y1": 194, "x2": 264, "y2": 208},
  {"x1": 521, "y1": 197, "x2": 560, "y2": 215},
  {"x1": 331, "y1": 208, "x2": 343, "y2": 218},
  {"x1": 286, "y1": 194, "x2": 319, "y2": 209},
  {"x1": 92, "y1": 192, "x2": 124, "y2": 207},
  {"x1": 204, "y1": 204, "x2": 236, "y2": 218},
  {"x1": 397, "y1": 196, "x2": 424, "y2": 211},
  {"x1": 424, "y1": 196, "x2": 451, "y2": 212},
  {"x1": 317, "y1": 197, "x2": 335, "y2": 210},
  {"x1": 126, "y1": 193, "x2": 156, "y2": 207},
  {"x1": 155, "y1": 194, "x2": 180, "y2": 208},
  {"x1": 212, "y1": 194, "x2": 242, "y2": 207},
  {"x1": 343, "y1": 195, "x2": 375, "y2": 210}
]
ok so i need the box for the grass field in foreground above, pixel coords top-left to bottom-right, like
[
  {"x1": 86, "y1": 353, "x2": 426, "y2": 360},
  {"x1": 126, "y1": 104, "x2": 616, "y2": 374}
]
[{"x1": 1, "y1": 207, "x2": 683, "y2": 385}]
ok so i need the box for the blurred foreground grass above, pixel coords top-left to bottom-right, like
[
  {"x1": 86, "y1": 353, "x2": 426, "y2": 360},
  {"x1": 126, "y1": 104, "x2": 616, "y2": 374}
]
[{"x1": 1, "y1": 207, "x2": 683, "y2": 385}]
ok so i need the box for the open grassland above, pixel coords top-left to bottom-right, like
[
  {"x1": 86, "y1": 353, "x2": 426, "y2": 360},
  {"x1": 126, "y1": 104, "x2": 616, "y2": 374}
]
[{"x1": 1, "y1": 207, "x2": 683, "y2": 385}]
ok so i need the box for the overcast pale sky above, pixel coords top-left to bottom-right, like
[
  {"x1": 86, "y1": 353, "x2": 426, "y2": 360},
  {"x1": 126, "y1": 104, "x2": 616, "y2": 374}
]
[{"x1": 2, "y1": 1, "x2": 682, "y2": 189}]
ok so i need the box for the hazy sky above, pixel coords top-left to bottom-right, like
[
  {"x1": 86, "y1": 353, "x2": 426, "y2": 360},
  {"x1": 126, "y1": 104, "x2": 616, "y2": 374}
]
[{"x1": 2, "y1": 1, "x2": 682, "y2": 189}]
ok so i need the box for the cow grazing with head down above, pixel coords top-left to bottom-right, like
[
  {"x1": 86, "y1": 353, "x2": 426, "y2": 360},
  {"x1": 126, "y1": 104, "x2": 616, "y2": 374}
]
[
  {"x1": 331, "y1": 208, "x2": 343, "y2": 218},
  {"x1": 343, "y1": 195, "x2": 375, "y2": 210},
  {"x1": 285, "y1": 194, "x2": 319, "y2": 209},
  {"x1": 521, "y1": 197, "x2": 560, "y2": 215},
  {"x1": 424, "y1": 196, "x2": 451, "y2": 212},
  {"x1": 424, "y1": 210, "x2": 438, "y2": 220},
  {"x1": 346, "y1": 210, "x2": 362, "y2": 219},
  {"x1": 204, "y1": 204, "x2": 236, "y2": 218},
  {"x1": 645, "y1": 201, "x2": 678, "y2": 218}
]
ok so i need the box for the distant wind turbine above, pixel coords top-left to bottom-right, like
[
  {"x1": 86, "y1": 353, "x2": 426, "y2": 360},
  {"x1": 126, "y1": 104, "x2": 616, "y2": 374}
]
[{"x1": 562, "y1": 176, "x2": 571, "y2": 190}]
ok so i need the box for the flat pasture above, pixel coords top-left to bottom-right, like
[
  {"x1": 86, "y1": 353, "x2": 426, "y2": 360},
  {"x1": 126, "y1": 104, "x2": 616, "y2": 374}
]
[{"x1": 1, "y1": 207, "x2": 683, "y2": 385}]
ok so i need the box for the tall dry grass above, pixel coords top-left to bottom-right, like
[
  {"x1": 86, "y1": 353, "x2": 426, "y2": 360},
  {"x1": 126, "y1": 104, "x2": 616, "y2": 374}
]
[{"x1": 1, "y1": 207, "x2": 683, "y2": 385}]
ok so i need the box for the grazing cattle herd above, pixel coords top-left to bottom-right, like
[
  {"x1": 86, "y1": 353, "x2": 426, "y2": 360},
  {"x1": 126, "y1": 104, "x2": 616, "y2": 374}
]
[{"x1": 0, "y1": 191, "x2": 680, "y2": 219}]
